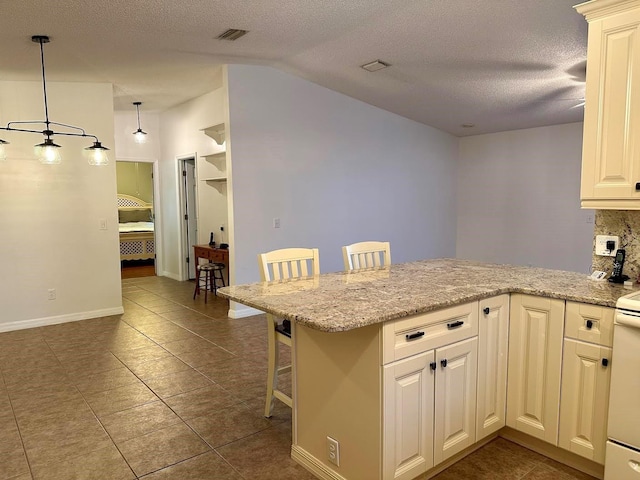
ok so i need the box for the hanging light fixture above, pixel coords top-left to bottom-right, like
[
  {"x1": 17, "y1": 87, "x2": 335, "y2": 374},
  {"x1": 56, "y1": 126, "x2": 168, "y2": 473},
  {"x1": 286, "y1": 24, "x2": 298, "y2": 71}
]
[
  {"x1": 0, "y1": 35, "x2": 110, "y2": 165},
  {"x1": 132, "y1": 101, "x2": 147, "y2": 144}
]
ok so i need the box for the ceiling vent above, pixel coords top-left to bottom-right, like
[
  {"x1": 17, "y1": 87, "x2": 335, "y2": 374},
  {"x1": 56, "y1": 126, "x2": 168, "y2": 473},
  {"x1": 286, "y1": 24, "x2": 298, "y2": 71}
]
[
  {"x1": 361, "y1": 60, "x2": 391, "y2": 72},
  {"x1": 217, "y1": 29, "x2": 249, "y2": 41}
]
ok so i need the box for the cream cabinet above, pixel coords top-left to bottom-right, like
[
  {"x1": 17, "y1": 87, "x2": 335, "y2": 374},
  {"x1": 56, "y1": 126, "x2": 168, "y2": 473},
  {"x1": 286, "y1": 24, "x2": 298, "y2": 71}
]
[
  {"x1": 382, "y1": 301, "x2": 479, "y2": 478},
  {"x1": 577, "y1": 1, "x2": 640, "y2": 209},
  {"x1": 383, "y1": 351, "x2": 435, "y2": 480},
  {"x1": 558, "y1": 302, "x2": 614, "y2": 464},
  {"x1": 434, "y1": 337, "x2": 478, "y2": 465},
  {"x1": 507, "y1": 294, "x2": 565, "y2": 444},
  {"x1": 476, "y1": 295, "x2": 510, "y2": 441}
]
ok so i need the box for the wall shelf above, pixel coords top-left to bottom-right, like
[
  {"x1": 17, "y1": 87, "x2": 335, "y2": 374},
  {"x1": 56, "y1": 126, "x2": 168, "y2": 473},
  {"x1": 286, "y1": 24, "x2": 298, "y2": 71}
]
[
  {"x1": 202, "y1": 123, "x2": 225, "y2": 145},
  {"x1": 202, "y1": 177, "x2": 227, "y2": 183},
  {"x1": 202, "y1": 151, "x2": 226, "y2": 163}
]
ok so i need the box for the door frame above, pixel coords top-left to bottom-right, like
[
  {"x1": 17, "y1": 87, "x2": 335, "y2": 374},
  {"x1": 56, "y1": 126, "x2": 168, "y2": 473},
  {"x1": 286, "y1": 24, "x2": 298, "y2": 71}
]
[
  {"x1": 116, "y1": 157, "x2": 162, "y2": 275},
  {"x1": 176, "y1": 153, "x2": 199, "y2": 281}
]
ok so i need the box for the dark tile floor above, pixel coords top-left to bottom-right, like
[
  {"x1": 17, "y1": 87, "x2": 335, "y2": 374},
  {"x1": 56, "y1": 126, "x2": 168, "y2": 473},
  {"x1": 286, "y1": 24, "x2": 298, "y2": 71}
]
[{"x1": 0, "y1": 276, "x2": 598, "y2": 480}]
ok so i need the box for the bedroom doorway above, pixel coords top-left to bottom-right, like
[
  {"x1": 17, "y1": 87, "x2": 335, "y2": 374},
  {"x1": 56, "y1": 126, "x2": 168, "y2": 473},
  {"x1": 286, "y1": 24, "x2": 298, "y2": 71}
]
[
  {"x1": 179, "y1": 157, "x2": 198, "y2": 280},
  {"x1": 116, "y1": 160, "x2": 157, "y2": 279}
]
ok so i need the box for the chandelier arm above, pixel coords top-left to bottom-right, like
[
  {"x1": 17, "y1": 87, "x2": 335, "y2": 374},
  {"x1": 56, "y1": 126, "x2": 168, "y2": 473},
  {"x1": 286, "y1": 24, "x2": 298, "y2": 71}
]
[
  {"x1": 37, "y1": 37, "x2": 51, "y2": 132},
  {"x1": 47, "y1": 121, "x2": 87, "y2": 135}
]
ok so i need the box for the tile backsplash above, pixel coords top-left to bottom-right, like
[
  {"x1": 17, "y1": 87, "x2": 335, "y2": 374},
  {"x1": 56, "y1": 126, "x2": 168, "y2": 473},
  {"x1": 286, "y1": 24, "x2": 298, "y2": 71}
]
[{"x1": 593, "y1": 210, "x2": 640, "y2": 283}]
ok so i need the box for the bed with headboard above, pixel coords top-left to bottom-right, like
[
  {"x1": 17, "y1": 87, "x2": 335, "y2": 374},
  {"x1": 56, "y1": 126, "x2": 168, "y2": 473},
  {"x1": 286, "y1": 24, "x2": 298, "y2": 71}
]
[{"x1": 117, "y1": 194, "x2": 155, "y2": 261}]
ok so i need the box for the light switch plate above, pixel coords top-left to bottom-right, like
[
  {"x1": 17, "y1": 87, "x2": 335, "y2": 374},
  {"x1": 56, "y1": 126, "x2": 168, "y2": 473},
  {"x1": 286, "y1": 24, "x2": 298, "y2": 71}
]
[{"x1": 595, "y1": 235, "x2": 619, "y2": 256}]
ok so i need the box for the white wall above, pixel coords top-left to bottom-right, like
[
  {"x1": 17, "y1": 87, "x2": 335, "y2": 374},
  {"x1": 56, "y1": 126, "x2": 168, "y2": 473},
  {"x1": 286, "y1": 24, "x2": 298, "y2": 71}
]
[
  {"x1": 226, "y1": 65, "x2": 459, "y2": 287},
  {"x1": 0, "y1": 81, "x2": 122, "y2": 331},
  {"x1": 158, "y1": 88, "x2": 227, "y2": 280},
  {"x1": 456, "y1": 122, "x2": 594, "y2": 273}
]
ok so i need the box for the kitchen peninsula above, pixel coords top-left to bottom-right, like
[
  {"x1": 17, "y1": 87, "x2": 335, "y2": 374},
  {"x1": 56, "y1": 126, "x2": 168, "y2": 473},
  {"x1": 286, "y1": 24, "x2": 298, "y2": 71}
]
[{"x1": 219, "y1": 259, "x2": 634, "y2": 480}]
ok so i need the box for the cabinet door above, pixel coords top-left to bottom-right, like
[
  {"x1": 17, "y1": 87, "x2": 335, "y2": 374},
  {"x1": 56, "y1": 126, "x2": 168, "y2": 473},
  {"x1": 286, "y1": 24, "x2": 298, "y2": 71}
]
[
  {"x1": 476, "y1": 295, "x2": 509, "y2": 441},
  {"x1": 559, "y1": 339, "x2": 612, "y2": 465},
  {"x1": 383, "y1": 350, "x2": 435, "y2": 480},
  {"x1": 507, "y1": 295, "x2": 564, "y2": 445},
  {"x1": 580, "y1": 7, "x2": 640, "y2": 206},
  {"x1": 434, "y1": 337, "x2": 478, "y2": 465}
]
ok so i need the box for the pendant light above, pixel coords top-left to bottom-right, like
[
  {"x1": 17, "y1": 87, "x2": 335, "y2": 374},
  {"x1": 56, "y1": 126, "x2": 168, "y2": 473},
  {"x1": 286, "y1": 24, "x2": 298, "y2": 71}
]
[
  {"x1": 132, "y1": 102, "x2": 147, "y2": 144},
  {"x1": 0, "y1": 35, "x2": 110, "y2": 165}
]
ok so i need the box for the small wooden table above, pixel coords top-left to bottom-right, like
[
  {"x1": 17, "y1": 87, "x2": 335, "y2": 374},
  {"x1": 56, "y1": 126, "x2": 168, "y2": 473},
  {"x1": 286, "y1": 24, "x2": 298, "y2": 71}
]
[{"x1": 193, "y1": 245, "x2": 229, "y2": 285}]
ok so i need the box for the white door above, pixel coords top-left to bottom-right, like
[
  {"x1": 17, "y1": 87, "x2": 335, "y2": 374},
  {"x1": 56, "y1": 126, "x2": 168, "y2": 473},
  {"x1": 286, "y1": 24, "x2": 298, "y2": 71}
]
[
  {"x1": 383, "y1": 350, "x2": 435, "y2": 480},
  {"x1": 476, "y1": 295, "x2": 509, "y2": 440},
  {"x1": 181, "y1": 158, "x2": 198, "y2": 279},
  {"x1": 434, "y1": 337, "x2": 478, "y2": 465}
]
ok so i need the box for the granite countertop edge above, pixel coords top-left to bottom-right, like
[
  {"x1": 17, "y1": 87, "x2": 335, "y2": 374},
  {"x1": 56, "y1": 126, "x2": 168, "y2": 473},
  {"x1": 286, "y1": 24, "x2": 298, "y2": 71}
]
[{"x1": 218, "y1": 259, "x2": 637, "y2": 333}]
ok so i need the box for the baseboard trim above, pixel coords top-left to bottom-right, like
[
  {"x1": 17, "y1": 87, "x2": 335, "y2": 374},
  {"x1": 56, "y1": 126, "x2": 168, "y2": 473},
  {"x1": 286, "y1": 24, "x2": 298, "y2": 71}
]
[
  {"x1": 159, "y1": 270, "x2": 182, "y2": 281},
  {"x1": 499, "y1": 427, "x2": 604, "y2": 480},
  {"x1": 0, "y1": 306, "x2": 125, "y2": 333},
  {"x1": 291, "y1": 445, "x2": 347, "y2": 480},
  {"x1": 228, "y1": 303, "x2": 263, "y2": 319}
]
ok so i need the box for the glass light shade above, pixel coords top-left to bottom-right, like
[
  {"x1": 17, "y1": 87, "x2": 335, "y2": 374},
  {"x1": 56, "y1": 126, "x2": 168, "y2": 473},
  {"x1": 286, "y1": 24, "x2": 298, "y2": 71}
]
[
  {"x1": 0, "y1": 139, "x2": 8, "y2": 161},
  {"x1": 85, "y1": 141, "x2": 109, "y2": 166},
  {"x1": 35, "y1": 139, "x2": 62, "y2": 165},
  {"x1": 133, "y1": 128, "x2": 147, "y2": 144}
]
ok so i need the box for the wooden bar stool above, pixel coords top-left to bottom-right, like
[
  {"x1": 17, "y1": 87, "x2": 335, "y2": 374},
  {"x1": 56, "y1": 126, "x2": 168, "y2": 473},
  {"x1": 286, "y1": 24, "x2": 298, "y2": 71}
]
[
  {"x1": 193, "y1": 263, "x2": 214, "y2": 303},
  {"x1": 210, "y1": 262, "x2": 226, "y2": 296}
]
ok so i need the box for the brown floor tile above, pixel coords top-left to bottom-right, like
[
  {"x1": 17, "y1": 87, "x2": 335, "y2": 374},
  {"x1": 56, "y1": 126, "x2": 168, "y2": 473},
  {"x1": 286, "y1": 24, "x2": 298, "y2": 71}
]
[
  {"x1": 30, "y1": 443, "x2": 134, "y2": 480},
  {"x1": 84, "y1": 381, "x2": 158, "y2": 418},
  {"x1": 58, "y1": 352, "x2": 124, "y2": 377},
  {"x1": 112, "y1": 344, "x2": 172, "y2": 365},
  {"x1": 144, "y1": 369, "x2": 215, "y2": 399},
  {"x1": 117, "y1": 422, "x2": 210, "y2": 477},
  {"x1": 540, "y1": 457, "x2": 599, "y2": 480},
  {"x1": 163, "y1": 385, "x2": 236, "y2": 421},
  {"x1": 186, "y1": 403, "x2": 272, "y2": 448},
  {"x1": 100, "y1": 401, "x2": 183, "y2": 443},
  {"x1": 174, "y1": 346, "x2": 236, "y2": 368},
  {"x1": 125, "y1": 355, "x2": 192, "y2": 380},
  {"x1": 73, "y1": 367, "x2": 140, "y2": 395},
  {"x1": 139, "y1": 451, "x2": 242, "y2": 479},
  {"x1": 0, "y1": 422, "x2": 30, "y2": 480},
  {"x1": 216, "y1": 421, "x2": 316, "y2": 480}
]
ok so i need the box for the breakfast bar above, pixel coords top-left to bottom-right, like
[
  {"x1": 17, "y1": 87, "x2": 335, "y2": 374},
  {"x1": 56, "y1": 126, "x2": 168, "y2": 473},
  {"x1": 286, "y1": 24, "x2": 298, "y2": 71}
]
[{"x1": 218, "y1": 259, "x2": 635, "y2": 480}]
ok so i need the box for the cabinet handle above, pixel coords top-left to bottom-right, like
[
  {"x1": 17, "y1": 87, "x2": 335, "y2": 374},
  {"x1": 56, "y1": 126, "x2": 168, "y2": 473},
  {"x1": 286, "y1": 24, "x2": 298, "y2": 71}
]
[
  {"x1": 406, "y1": 331, "x2": 425, "y2": 341},
  {"x1": 602, "y1": 358, "x2": 609, "y2": 367},
  {"x1": 430, "y1": 362, "x2": 436, "y2": 371},
  {"x1": 447, "y1": 321, "x2": 464, "y2": 329},
  {"x1": 636, "y1": 182, "x2": 640, "y2": 191},
  {"x1": 586, "y1": 320, "x2": 593, "y2": 329},
  {"x1": 483, "y1": 307, "x2": 490, "y2": 315},
  {"x1": 441, "y1": 359, "x2": 448, "y2": 368}
]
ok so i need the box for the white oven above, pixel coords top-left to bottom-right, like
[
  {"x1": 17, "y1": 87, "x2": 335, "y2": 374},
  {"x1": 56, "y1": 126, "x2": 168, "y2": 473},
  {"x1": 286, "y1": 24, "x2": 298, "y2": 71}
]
[{"x1": 606, "y1": 291, "x2": 640, "y2": 479}]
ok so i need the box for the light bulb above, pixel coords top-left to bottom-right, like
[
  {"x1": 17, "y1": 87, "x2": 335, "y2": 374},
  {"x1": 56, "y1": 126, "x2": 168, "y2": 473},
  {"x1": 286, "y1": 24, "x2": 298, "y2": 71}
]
[
  {"x1": 35, "y1": 139, "x2": 62, "y2": 165},
  {"x1": 134, "y1": 129, "x2": 147, "y2": 144},
  {"x1": 0, "y1": 140, "x2": 7, "y2": 161},
  {"x1": 85, "y1": 141, "x2": 110, "y2": 166}
]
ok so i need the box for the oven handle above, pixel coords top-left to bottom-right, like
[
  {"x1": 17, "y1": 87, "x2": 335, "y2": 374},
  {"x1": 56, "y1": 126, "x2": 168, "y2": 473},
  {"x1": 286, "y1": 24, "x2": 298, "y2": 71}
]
[{"x1": 616, "y1": 311, "x2": 640, "y2": 328}]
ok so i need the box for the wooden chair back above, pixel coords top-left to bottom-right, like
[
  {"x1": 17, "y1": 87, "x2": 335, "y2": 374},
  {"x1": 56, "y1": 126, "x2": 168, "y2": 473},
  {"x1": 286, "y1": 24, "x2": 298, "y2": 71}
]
[
  {"x1": 342, "y1": 241, "x2": 391, "y2": 271},
  {"x1": 258, "y1": 247, "x2": 320, "y2": 281}
]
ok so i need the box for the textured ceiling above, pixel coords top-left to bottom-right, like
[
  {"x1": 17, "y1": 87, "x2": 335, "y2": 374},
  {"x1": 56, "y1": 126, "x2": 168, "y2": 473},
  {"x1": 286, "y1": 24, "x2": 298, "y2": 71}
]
[{"x1": 0, "y1": 0, "x2": 587, "y2": 136}]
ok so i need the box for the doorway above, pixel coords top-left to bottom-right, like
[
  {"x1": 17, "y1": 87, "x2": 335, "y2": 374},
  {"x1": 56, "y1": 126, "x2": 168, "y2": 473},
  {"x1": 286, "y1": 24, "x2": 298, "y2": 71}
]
[
  {"x1": 116, "y1": 160, "x2": 157, "y2": 278},
  {"x1": 179, "y1": 157, "x2": 198, "y2": 280}
]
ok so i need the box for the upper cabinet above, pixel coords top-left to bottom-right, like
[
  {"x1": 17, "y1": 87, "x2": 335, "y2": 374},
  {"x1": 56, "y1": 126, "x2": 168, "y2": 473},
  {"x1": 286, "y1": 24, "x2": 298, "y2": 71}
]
[{"x1": 577, "y1": 0, "x2": 640, "y2": 209}]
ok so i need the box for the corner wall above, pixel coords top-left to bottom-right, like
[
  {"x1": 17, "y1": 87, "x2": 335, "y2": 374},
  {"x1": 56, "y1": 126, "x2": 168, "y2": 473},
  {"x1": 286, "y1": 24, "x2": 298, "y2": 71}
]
[
  {"x1": 0, "y1": 81, "x2": 121, "y2": 331},
  {"x1": 456, "y1": 123, "x2": 594, "y2": 273},
  {"x1": 226, "y1": 65, "x2": 459, "y2": 288}
]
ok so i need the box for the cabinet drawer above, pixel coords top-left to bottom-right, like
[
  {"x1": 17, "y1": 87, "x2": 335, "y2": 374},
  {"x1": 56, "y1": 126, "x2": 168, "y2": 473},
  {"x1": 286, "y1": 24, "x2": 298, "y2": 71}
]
[
  {"x1": 565, "y1": 301, "x2": 614, "y2": 347},
  {"x1": 383, "y1": 302, "x2": 478, "y2": 364}
]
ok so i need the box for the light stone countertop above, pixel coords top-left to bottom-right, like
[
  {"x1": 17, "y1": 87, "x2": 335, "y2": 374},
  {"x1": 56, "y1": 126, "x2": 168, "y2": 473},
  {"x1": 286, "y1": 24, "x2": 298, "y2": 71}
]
[{"x1": 218, "y1": 259, "x2": 639, "y2": 332}]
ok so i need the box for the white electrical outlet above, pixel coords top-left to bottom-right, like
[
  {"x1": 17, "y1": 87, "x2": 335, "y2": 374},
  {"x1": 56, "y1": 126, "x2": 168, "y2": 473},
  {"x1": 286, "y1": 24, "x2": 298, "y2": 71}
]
[
  {"x1": 327, "y1": 436, "x2": 340, "y2": 466},
  {"x1": 273, "y1": 217, "x2": 281, "y2": 229},
  {"x1": 47, "y1": 288, "x2": 56, "y2": 300},
  {"x1": 595, "y1": 235, "x2": 619, "y2": 256}
]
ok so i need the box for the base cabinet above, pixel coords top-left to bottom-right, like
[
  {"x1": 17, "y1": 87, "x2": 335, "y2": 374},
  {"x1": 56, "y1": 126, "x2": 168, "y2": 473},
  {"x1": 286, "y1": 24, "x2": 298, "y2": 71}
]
[
  {"x1": 507, "y1": 294, "x2": 565, "y2": 445},
  {"x1": 559, "y1": 338, "x2": 612, "y2": 464},
  {"x1": 476, "y1": 295, "x2": 510, "y2": 441},
  {"x1": 434, "y1": 337, "x2": 478, "y2": 464},
  {"x1": 383, "y1": 351, "x2": 435, "y2": 480}
]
